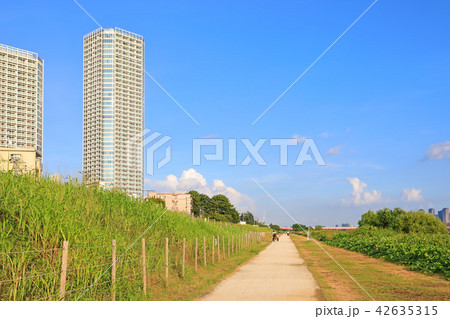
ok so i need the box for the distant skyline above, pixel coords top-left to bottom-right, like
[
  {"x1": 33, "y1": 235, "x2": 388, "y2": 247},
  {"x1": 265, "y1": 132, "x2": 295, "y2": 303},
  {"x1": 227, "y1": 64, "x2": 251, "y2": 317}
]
[{"x1": 1, "y1": 0, "x2": 449, "y2": 227}]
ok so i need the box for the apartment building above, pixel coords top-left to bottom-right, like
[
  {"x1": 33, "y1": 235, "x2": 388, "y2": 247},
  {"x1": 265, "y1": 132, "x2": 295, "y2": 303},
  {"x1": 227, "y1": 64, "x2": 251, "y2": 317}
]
[
  {"x1": 438, "y1": 208, "x2": 450, "y2": 225},
  {"x1": 0, "y1": 44, "x2": 43, "y2": 175},
  {"x1": 147, "y1": 192, "x2": 192, "y2": 215},
  {"x1": 83, "y1": 28, "x2": 144, "y2": 197}
]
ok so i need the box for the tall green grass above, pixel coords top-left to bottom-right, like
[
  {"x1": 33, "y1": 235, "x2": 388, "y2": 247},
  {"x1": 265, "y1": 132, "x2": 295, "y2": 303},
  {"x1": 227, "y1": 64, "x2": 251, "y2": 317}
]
[{"x1": 0, "y1": 172, "x2": 263, "y2": 300}]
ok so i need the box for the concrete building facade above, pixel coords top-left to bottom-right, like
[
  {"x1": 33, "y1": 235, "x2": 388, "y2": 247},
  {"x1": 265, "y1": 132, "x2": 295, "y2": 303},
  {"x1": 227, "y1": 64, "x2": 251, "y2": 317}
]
[
  {"x1": 0, "y1": 44, "x2": 43, "y2": 173},
  {"x1": 0, "y1": 147, "x2": 42, "y2": 175},
  {"x1": 147, "y1": 192, "x2": 192, "y2": 215},
  {"x1": 438, "y1": 208, "x2": 450, "y2": 225},
  {"x1": 83, "y1": 28, "x2": 144, "y2": 197}
]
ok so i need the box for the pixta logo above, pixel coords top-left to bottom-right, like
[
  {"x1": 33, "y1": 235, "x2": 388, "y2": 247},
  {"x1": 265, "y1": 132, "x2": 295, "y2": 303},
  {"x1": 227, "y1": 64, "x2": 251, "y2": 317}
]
[
  {"x1": 192, "y1": 138, "x2": 325, "y2": 166},
  {"x1": 126, "y1": 129, "x2": 172, "y2": 176},
  {"x1": 127, "y1": 134, "x2": 325, "y2": 175}
]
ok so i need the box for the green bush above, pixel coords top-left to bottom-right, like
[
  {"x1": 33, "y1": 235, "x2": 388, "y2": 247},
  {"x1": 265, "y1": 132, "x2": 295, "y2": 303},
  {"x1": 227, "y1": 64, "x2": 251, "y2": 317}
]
[
  {"x1": 324, "y1": 227, "x2": 450, "y2": 278},
  {"x1": 359, "y1": 208, "x2": 447, "y2": 234}
]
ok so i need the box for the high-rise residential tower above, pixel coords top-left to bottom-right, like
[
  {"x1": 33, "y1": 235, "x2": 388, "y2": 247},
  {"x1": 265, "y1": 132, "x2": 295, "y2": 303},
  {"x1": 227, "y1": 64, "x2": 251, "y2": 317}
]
[
  {"x1": 83, "y1": 28, "x2": 144, "y2": 197},
  {"x1": 438, "y1": 208, "x2": 449, "y2": 225},
  {"x1": 0, "y1": 44, "x2": 43, "y2": 174}
]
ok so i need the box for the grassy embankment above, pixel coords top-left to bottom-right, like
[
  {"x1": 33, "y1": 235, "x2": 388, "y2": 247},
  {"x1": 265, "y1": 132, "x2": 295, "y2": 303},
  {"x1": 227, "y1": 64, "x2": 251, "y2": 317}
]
[
  {"x1": 291, "y1": 234, "x2": 450, "y2": 301},
  {"x1": 0, "y1": 172, "x2": 271, "y2": 300}
]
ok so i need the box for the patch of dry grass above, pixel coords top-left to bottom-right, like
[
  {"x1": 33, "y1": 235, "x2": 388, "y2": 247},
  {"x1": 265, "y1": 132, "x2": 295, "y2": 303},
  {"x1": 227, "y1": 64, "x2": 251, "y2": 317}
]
[{"x1": 291, "y1": 235, "x2": 450, "y2": 301}]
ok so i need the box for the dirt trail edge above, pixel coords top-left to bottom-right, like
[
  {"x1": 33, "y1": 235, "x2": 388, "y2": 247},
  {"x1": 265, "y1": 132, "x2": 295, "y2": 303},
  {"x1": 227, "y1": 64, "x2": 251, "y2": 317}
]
[{"x1": 200, "y1": 234, "x2": 323, "y2": 301}]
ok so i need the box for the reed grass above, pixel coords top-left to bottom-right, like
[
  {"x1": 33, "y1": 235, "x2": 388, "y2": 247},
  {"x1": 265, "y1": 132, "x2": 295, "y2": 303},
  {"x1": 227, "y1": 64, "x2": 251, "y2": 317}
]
[{"x1": 0, "y1": 171, "x2": 267, "y2": 300}]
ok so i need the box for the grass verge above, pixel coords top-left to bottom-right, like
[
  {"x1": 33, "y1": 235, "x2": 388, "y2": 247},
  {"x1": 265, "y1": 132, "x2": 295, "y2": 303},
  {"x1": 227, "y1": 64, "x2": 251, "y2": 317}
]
[
  {"x1": 0, "y1": 172, "x2": 270, "y2": 300},
  {"x1": 291, "y1": 235, "x2": 450, "y2": 301}
]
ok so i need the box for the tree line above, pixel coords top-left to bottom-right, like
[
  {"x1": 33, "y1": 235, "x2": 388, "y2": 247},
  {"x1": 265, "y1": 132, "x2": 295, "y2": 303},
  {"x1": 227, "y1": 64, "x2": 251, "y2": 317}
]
[
  {"x1": 288, "y1": 208, "x2": 448, "y2": 234},
  {"x1": 188, "y1": 190, "x2": 241, "y2": 223},
  {"x1": 359, "y1": 208, "x2": 447, "y2": 234},
  {"x1": 188, "y1": 191, "x2": 271, "y2": 225}
]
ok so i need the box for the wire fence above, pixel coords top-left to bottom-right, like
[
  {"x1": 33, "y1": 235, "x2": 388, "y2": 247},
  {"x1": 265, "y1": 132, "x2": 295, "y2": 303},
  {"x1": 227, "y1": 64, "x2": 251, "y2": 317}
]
[{"x1": 0, "y1": 232, "x2": 267, "y2": 301}]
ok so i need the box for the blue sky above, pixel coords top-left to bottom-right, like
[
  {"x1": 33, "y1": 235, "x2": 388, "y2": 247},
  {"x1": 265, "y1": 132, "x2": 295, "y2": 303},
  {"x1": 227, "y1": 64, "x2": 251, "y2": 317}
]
[{"x1": 1, "y1": 0, "x2": 449, "y2": 227}]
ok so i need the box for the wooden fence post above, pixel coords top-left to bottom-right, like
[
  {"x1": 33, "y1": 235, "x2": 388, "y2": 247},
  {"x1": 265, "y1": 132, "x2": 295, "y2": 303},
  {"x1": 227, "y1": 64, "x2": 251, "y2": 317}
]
[
  {"x1": 195, "y1": 237, "x2": 198, "y2": 273},
  {"x1": 222, "y1": 235, "x2": 225, "y2": 260},
  {"x1": 111, "y1": 239, "x2": 116, "y2": 301},
  {"x1": 217, "y1": 236, "x2": 220, "y2": 262},
  {"x1": 212, "y1": 236, "x2": 215, "y2": 264},
  {"x1": 232, "y1": 235, "x2": 234, "y2": 254},
  {"x1": 182, "y1": 238, "x2": 186, "y2": 277},
  {"x1": 165, "y1": 238, "x2": 169, "y2": 287},
  {"x1": 203, "y1": 236, "x2": 207, "y2": 266},
  {"x1": 59, "y1": 241, "x2": 69, "y2": 301},
  {"x1": 142, "y1": 238, "x2": 146, "y2": 295}
]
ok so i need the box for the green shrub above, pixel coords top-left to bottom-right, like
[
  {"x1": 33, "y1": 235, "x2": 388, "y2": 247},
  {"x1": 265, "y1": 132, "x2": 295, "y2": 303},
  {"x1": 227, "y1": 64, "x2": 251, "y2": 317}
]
[
  {"x1": 325, "y1": 227, "x2": 450, "y2": 278},
  {"x1": 359, "y1": 208, "x2": 447, "y2": 234}
]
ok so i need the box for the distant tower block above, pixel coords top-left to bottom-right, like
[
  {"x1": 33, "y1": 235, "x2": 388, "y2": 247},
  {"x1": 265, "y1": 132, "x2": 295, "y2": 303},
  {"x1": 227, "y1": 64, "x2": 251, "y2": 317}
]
[
  {"x1": 0, "y1": 44, "x2": 44, "y2": 175},
  {"x1": 83, "y1": 28, "x2": 145, "y2": 197}
]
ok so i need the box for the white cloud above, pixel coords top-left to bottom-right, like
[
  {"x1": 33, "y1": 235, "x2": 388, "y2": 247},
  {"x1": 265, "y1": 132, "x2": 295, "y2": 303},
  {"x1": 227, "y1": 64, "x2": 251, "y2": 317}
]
[
  {"x1": 145, "y1": 168, "x2": 256, "y2": 213},
  {"x1": 320, "y1": 132, "x2": 329, "y2": 138},
  {"x1": 326, "y1": 145, "x2": 343, "y2": 155},
  {"x1": 401, "y1": 188, "x2": 423, "y2": 202},
  {"x1": 425, "y1": 141, "x2": 450, "y2": 160},
  {"x1": 342, "y1": 177, "x2": 383, "y2": 206},
  {"x1": 293, "y1": 134, "x2": 307, "y2": 143}
]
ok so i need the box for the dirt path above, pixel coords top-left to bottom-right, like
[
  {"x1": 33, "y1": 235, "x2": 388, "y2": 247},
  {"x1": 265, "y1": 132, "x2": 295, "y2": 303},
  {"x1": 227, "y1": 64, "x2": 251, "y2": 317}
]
[{"x1": 201, "y1": 234, "x2": 323, "y2": 301}]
